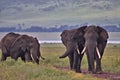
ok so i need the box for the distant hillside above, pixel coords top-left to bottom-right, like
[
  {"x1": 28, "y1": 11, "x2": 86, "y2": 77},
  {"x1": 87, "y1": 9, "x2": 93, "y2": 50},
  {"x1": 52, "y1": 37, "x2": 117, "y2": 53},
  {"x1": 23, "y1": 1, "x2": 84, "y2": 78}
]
[
  {"x1": 0, "y1": 0, "x2": 120, "y2": 27},
  {"x1": 0, "y1": 24, "x2": 119, "y2": 32}
]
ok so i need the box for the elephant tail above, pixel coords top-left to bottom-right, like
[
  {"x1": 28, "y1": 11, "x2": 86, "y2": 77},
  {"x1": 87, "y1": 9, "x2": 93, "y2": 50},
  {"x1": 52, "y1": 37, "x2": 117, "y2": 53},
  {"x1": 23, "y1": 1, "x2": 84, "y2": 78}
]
[{"x1": 40, "y1": 56, "x2": 45, "y2": 60}]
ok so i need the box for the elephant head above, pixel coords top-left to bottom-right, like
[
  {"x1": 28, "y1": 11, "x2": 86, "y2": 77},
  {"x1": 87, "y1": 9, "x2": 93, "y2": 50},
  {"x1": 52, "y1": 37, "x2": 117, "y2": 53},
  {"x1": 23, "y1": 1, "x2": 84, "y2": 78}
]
[
  {"x1": 27, "y1": 36, "x2": 44, "y2": 64},
  {"x1": 81, "y1": 25, "x2": 109, "y2": 73},
  {"x1": 59, "y1": 26, "x2": 87, "y2": 58},
  {"x1": 59, "y1": 26, "x2": 87, "y2": 72},
  {"x1": 10, "y1": 35, "x2": 45, "y2": 64}
]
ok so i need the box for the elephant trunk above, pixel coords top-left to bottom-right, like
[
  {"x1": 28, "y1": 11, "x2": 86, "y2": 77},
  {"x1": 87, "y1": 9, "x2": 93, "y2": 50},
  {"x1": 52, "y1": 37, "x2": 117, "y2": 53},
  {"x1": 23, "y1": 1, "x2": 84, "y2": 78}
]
[
  {"x1": 81, "y1": 45, "x2": 101, "y2": 59},
  {"x1": 59, "y1": 48, "x2": 74, "y2": 58},
  {"x1": 30, "y1": 50, "x2": 39, "y2": 64}
]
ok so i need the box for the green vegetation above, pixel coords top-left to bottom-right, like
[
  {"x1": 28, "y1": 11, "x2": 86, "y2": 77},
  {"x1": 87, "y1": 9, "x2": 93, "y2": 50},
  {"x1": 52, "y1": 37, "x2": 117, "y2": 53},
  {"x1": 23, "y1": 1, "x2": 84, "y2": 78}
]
[{"x1": 0, "y1": 43, "x2": 120, "y2": 80}]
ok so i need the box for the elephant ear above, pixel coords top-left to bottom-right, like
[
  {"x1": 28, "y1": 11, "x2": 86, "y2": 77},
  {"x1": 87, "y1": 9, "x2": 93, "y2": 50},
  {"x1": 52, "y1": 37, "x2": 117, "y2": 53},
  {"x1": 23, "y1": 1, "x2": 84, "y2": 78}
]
[
  {"x1": 73, "y1": 26, "x2": 87, "y2": 40},
  {"x1": 10, "y1": 35, "x2": 27, "y2": 52},
  {"x1": 97, "y1": 26, "x2": 109, "y2": 41},
  {"x1": 60, "y1": 30, "x2": 69, "y2": 45},
  {"x1": 77, "y1": 26, "x2": 87, "y2": 35}
]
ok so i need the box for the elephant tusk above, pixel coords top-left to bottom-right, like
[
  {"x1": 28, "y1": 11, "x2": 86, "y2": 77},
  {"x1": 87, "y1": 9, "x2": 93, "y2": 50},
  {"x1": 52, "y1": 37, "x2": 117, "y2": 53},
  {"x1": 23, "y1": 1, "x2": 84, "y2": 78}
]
[
  {"x1": 31, "y1": 54, "x2": 35, "y2": 61},
  {"x1": 77, "y1": 47, "x2": 80, "y2": 54},
  {"x1": 96, "y1": 47, "x2": 101, "y2": 59},
  {"x1": 81, "y1": 46, "x2": 86, "y2": 54}
]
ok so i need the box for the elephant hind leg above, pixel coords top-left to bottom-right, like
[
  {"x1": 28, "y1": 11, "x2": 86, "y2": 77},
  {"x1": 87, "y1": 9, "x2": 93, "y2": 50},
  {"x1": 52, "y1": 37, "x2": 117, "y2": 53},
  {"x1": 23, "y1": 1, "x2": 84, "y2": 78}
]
[
  {"x1": 1, "y1": 54, "x2": 7, "y2": 61},
  {"x1": 73, "y1": 51, "x2": 81, "y2": 73},
  {"x1": 21, "y1": 56, "x2": 25, "y2": 62}
]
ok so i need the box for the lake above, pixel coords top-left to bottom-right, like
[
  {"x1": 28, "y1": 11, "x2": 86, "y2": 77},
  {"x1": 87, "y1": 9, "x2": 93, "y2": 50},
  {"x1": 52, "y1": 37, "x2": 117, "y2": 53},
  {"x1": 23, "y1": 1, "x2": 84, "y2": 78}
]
[{"x1": 0, "y1": 32, "x2": 120, "y2": 44}]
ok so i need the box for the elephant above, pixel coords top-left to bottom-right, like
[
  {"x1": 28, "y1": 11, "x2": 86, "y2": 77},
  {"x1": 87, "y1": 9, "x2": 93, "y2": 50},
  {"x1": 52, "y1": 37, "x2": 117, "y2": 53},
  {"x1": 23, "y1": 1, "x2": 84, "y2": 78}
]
[
  {"x1": 59, "y1": 26, "x2": 87, "y2": 72},
  {"x1": 0, "y1": 32, "x2": 45, "y2": 64},
  {"x1": 81, "y1": 25, "x2": 109, "y2": 73},
  {"x1": 0, "y1": 32, "x2": 20, "y2": 61},
  {"x1": 59, "y1": 25, "x2": 109, "y2": 74}
]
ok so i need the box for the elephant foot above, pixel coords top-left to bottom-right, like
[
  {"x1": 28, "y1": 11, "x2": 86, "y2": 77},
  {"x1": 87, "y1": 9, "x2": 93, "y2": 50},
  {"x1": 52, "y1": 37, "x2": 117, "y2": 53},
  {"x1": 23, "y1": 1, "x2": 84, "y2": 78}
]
[
  {"x1": 76, "y1": 69, "x2": 81, "y2": 73},
  {"x1": 88, "y1": 70, "x2": 96, "y2": 74},
  {"x1": 26, "y1": 60, "x2": 32, "y2": 62},
  {"x1": 1, "y1": 58, "x2": 6, "y2": 61},
  {"x1": 71, "y1": 69, "x2": 81, "y2": 73},
  {"x1": 73, "y1": 68, "x2": 81, "y2": 73},
  {"x1": 1, "y1": 56, "x2": 7, "y2": 61},
  {"x1": 96, "y1": 70, "x2": 103, "y2": 74}
]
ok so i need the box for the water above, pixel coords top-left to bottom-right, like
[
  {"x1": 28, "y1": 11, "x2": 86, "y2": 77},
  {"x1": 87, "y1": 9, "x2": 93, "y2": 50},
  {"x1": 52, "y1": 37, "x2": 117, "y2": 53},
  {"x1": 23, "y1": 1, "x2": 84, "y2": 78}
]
[{"x1": 0, "y1": 32, "x2": 120, "y2": 44}]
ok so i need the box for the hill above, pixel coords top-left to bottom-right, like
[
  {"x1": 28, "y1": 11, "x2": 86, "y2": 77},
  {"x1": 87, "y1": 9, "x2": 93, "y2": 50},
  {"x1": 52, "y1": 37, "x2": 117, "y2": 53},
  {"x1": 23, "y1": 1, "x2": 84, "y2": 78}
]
[{"x1": 0, "y1": 0, "x2": 120, "y2": 27}]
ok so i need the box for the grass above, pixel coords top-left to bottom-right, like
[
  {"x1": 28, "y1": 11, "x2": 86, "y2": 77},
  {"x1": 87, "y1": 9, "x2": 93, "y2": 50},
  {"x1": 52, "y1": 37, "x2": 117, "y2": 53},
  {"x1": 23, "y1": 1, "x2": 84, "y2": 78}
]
[{"x1": 0, "y1": 43, "x2": 120, "y2": 80}]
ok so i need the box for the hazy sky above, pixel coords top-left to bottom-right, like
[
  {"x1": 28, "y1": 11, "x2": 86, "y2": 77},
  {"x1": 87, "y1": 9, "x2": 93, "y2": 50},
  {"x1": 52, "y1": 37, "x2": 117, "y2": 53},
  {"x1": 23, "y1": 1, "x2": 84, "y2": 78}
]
[{"x1": 0, "y1": 0, "x2": 120, "y2": 28}]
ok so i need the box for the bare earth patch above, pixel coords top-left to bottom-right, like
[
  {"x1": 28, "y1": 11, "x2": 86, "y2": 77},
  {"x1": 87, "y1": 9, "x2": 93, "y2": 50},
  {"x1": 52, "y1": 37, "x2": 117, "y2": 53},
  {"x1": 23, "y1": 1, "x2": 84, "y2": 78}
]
[{"x1": 53, "y1": 65, "x2": 120, "y2": 80}]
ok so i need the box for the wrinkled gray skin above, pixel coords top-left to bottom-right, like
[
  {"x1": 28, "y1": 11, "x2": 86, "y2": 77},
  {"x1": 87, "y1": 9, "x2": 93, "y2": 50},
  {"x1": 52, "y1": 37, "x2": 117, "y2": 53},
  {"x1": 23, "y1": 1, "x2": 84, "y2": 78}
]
[
  {"x1": 0, "y1": 32, "x2": 44, "y2": 64},
  {"x1": 0, "y1": 32, "x2": 20, "y2": 61},
  {"x1": 59, "y1": 26, "x2": 87, "y2": 72},
  {"x1": 83, "y1": 25, "x2": 108, "y2": 73},
  {"x1": 59, "y1": 25, "x2": 109, "y2": 74}
]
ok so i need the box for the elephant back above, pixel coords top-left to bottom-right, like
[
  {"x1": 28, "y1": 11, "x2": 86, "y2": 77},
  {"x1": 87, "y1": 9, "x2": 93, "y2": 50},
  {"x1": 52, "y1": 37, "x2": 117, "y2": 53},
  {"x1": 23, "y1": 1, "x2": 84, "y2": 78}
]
[{"x1": 1, "y1": 32, "x2": 20, "y2": 50}]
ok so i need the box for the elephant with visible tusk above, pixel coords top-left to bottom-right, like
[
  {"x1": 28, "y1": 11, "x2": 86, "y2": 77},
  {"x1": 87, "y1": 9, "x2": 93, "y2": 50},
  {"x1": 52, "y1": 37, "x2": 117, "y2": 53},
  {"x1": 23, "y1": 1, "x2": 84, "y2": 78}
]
[
  {"x1": 59, "y1": 25, "x2": 109, "y2": 74},
  {"x1": 82, "y1": 25, "x2": 109, "y2": 73},
  {"x1": 0, "y1": 32, "x2": 45, "y2": 64},
  {"x1": 59, "y1": 26, "x2": 87, "y2": 72}
]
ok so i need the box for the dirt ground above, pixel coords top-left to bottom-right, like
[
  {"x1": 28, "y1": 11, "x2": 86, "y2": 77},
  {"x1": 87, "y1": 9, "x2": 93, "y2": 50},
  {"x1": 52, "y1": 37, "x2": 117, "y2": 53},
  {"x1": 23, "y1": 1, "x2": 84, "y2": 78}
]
[{"x1": 53, "y1": 65, "x2": 120, "y2": 80}]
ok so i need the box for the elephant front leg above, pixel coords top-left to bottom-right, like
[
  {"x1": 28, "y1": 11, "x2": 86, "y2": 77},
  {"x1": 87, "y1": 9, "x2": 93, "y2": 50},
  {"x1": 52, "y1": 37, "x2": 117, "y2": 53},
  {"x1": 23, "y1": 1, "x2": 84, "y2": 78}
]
[
  {"x1": 21, "y1": 56, "x2": 25, "y2": 62},
  {"x1": 25, "y1": 52, "x2": 32, "y2": 62},
  {"x1": 11, "y1": 52, "x2": 19, "y2": 61},
  {"x1": 77, "y1": 54, "x2": 84, "y2": 73},
  {"x1": 73, "y1": 51, "x2": 83, "y2": 73},
  {"x1": 95, "y1": 44, "x2": 104, "y2": 73},
  {"x1": 96, "y1": 59, "x2": 102, "y2": 74},
  {"x1": 68, "y1": 53, "x2": 74, "y2": 70},
  {"x1": 73, "y1": 51, "x2": 79, "y2": 72}
]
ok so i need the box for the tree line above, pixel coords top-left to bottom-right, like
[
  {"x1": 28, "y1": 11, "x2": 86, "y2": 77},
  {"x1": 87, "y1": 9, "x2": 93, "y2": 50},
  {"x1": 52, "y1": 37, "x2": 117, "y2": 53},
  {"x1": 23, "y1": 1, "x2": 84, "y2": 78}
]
[{"x1": 0, "y1": 24, "x2": 120, "y2": 32}]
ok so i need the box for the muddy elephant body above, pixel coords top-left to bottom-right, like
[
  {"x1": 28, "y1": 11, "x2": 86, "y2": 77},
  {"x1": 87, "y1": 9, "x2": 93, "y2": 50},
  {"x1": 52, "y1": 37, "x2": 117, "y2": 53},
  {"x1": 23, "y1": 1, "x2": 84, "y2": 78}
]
[
  {"x1": 59, "y1": 25, "x2": 109, "y2": 73},
  {"x1": 0, "y1": 32, "x2": 44, "y2": 64}
]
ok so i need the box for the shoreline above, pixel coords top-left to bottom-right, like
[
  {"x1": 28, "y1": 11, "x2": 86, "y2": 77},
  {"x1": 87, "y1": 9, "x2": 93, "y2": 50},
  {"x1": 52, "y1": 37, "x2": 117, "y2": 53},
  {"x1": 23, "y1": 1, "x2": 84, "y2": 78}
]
[{"x1": 39, "y1": 40, "x2": 120, "y2": 44}]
